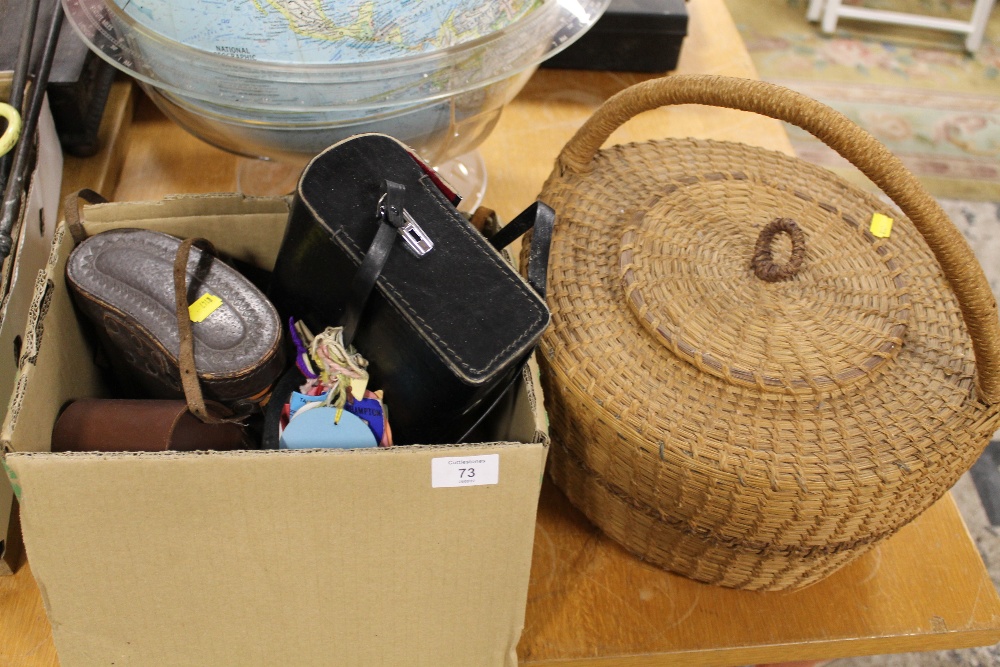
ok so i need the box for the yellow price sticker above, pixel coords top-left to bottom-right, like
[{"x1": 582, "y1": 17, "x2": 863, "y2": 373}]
[
  {"x1": 189, "y1": 293, "x2": 224, "y2": 322},
  {"x1": 870, "y1": 212, "x2": 893, "y2": 238}
]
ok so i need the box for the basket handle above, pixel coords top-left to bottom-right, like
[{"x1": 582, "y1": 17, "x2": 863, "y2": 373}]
[{"x1": 556, "y1": 74, "x2": 1000, "y2": 405}]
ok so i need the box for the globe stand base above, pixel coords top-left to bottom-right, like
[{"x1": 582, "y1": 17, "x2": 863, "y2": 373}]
[
  {"x1": 432, "y1": 150, "x2": 487, "y2": 213},
  {"x1": 236, "y1": 157, "x2": 307, "y2": 197},
  {"x1": 235, "y1": 150, "x2": 487, "y2": 211}
]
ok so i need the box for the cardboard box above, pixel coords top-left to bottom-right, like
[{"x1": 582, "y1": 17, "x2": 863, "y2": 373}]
[
  {"x1": 0, "y1": 77, "x2": 63, "y2": 573},
  {"x1": 1, "y1": 194, "x2": 549, "y2": 666}
]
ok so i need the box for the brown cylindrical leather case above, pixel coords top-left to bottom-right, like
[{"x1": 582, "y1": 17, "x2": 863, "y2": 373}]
[{"x1": 51, "y1": 399, "x2": 247, "y2": 453}]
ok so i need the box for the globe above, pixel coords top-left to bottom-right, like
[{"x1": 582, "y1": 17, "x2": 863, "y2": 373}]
[
  {"x1": 63, "y1": 0, "x2": 610, "y2": 199},
  {"x1": 112, "y1": 0, "x2": 543, "y2": 65}
]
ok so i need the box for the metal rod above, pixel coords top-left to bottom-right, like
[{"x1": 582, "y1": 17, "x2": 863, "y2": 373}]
[
  {"x1": 0, "y1": 2, "x2": 63, "y2": 259},
  {"x1": 0, "y1": 0, "x2": 45, "y2": 191}
]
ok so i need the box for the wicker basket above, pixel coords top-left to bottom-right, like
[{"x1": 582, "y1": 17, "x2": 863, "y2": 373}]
[{"x1": 533, "y1": 75, "x2": 1000, "y2": 591}]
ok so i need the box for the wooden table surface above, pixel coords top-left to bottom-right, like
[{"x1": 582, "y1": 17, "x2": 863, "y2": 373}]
[{"x1": 2, "y1": 0, "x2": 1000, "y2": 665}]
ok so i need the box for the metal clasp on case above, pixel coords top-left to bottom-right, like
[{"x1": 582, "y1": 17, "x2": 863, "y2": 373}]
[
  {"x1": 377, "y1": 193, "x2": 434, "y2": 257},
  {"x1": 396, "y1": 208, "x2": 434, "y2": 257}
]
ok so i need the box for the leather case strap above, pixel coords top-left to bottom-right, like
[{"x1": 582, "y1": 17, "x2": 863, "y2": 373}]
[
  {"x1": 172, "y1": 238, "x2": 245, "y2": 425},
  {"x1": 487, "y1": 201, "x2": 555, "y2": 300},
  {"x1": 63, "y1": 188, "x2": 108, "y2": 244},
  {"x1": 342, "y1": 179, "x2": 408, "y2": 347}
]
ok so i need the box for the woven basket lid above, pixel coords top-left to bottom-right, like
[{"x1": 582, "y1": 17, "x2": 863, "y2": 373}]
[
  {"x1": 541, "y1": 75, "x2": 1000, "y2": 409},
  {"x1": 618, "y1": 163, "x2": 911, "y2": 394},
  {"x1": 532, "y1": 75, "x2": 1000, "y2": 590}
]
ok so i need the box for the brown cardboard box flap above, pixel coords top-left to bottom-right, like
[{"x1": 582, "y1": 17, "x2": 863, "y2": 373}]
[
  {"x1": 7, "y1": 443, "x2": 546, "y2": 666},
  {"x1": 0, "y1": 82, "x2": 63, "y2": 573}
]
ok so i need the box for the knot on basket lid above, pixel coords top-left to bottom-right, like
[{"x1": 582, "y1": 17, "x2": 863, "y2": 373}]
[{"x1": 751, "y1": 218, "x2": 806, "y2": 283}]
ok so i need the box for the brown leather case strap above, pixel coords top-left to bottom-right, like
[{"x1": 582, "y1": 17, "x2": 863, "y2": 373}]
[
  {"x1": 173, "y1": 238, "x2": 245, "y2": 425},
  {"x1": 63, "y1": 189, "x2": 108, "y2": 244}
]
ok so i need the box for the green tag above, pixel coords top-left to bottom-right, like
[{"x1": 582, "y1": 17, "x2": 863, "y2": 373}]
[
  {"x1": 2, "y1": 459, "x2": 22, "y2": 501},
  {"x1": 870, "y1": 212, "x2": 893, "y2": 238},
  {"x1": 189, "y1": 293, "x2": 223, "y2": 323}
]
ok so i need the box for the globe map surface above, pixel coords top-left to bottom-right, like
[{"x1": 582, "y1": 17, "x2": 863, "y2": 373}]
[
  {"x1": 117, "y1": 0, "x2": 539, "y2": 64},
  {"x1": 67, "y1": 0, "x2": 607, "y2": 176}
]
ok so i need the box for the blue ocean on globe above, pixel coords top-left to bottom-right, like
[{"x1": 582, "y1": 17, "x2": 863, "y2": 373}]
[{"x1": 116, "y1": 0, "x2": 539, "y2": 64}]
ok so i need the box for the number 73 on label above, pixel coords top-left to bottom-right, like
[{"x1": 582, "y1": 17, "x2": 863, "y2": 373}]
[{"x1": 432, "y1": 454, "x2": 500, "y2": 488}]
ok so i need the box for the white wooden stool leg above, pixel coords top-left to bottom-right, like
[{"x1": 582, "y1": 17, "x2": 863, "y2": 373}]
[
  {"x1": 807, "y1": 0, "x2": 826, "y2": 22},
  {"x1": 822, "y1": 0, "x2": 843, "y2": 33},
  {"x1": 966, "y1": 0, "x2": 996, "y2": 52}
]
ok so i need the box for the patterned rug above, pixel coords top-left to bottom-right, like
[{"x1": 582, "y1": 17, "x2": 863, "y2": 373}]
[{"x1": 725, "y1": 0, "x2": 1000, "y2": 201}]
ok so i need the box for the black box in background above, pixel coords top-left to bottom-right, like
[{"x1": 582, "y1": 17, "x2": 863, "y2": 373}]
[{"x1": 543, "y1": 0, "x2": 689, "y2": 72}]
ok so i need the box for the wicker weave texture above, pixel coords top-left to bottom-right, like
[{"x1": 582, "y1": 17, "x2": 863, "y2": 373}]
[{"x1": 534, "y1": 76, "x2": 1000, "y2": 591}]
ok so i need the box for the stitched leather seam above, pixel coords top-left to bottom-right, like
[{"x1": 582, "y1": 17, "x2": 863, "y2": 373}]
[{"x1": 418, "y1": 184, "x2": 546, "y2": 369}]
